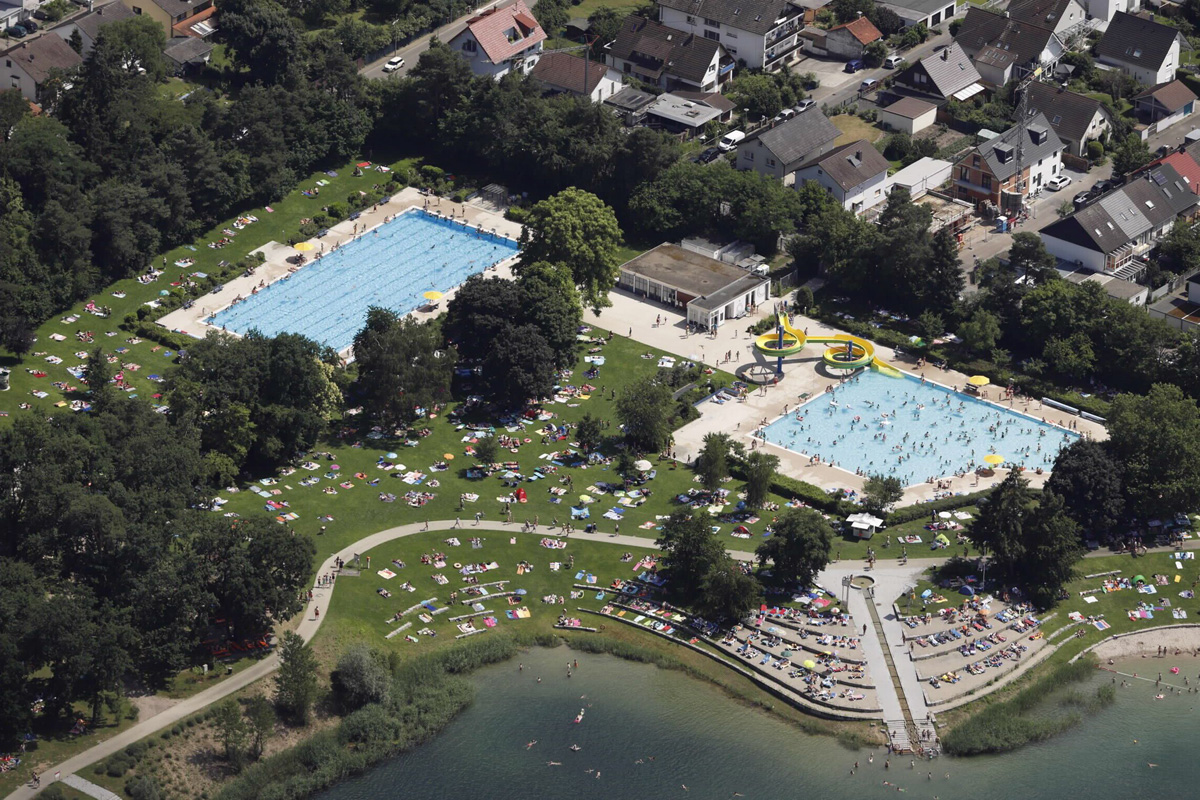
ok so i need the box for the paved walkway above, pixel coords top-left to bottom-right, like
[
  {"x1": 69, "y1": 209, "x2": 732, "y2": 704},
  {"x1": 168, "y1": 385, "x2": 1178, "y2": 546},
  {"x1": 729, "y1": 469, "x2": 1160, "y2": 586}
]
[
  {"x1": 6, "y1": 518, "x2": 942, "y2": 799},
  {"x1": 59, "y1": 775, "x2": 119, "y2": 800}
]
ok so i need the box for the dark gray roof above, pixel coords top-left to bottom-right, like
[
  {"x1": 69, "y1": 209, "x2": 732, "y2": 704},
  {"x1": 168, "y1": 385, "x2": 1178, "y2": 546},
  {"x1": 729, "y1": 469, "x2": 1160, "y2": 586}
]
[
  {"x1": 1023, "y1": 82, "x2": 1108, "y2": 145},
  {"x1": 797, "y1": 139, "x2": 891, "y2": 191},
  {"x1": 1004, "y1": 0, "x2": 1082, "y2": 30},
  {"x1": 656, "y1": 0, "x2": 801, "y2": 36},
  {"x1": 151, "y1": 0, "x2": 204, "y2": 19},
  {"x1": 620, "y1": 243, "x2": 753, "y2": 298},
  {"x1": 899, "y1": 42, "x2": 982, "y2": 98},
  {"x1": 609, "y1": 15, "x2": 722, "y2": 84},
  {"x1": 955, "y1": 8, "x2": 1057, "y2": 70},
  {"x1": 688, "y1": 273, "x2": 769, "y2": 310},
  {"x1": 1097, "y1": 11, "x2": 1186, "y2": 72},
  {"x1": 162, "y1": 35, "x2": 214, "y2": 65},
  {"x1": 1041, "y1": 163, "x2": 1197, "y2": 253},
  {"x1": 747, "y1": 109, "x2": 840, "y2": 165},
  {"x1": 71, "y1": 1, "x2": 135, "y2": 41},
  {"x1": 973, "y1": 111, "x2": 1064, "y2": 181},
  {"x1": 604, "y1": 86, "x2": 656, "y2": 112}
]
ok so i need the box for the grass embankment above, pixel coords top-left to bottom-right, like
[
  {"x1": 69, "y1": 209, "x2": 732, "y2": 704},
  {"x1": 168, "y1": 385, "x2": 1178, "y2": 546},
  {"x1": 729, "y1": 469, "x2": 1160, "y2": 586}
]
[{"x1": 940, "y1": 656, "x2": 1115, "y2": 755}]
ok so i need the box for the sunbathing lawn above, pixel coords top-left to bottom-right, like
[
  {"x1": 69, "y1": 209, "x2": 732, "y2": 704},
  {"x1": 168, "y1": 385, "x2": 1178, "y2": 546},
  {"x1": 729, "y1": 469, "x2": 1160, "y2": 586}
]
[{"x1": 830, "y1": 114, "x2": 885, "y2": 147}]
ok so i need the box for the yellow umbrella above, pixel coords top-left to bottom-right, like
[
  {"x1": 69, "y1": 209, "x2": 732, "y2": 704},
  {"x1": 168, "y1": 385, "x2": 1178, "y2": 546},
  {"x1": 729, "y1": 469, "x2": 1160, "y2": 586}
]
[
  {"x1": 443, "y1": 453, "x2": 455, "y2": 460},
  {"x1": 984, "y1": 454, "x2": 1005, "y2": 466},
  {"x1": 967, "y1": 375, "x2": 990, "y2": 387},
  {"x1": 294, "y1": 242, "x2": 315, "y2": 251},
  {"x1": 423, "y1": 290, "x2": 444, "y2": 300},
  {"x1": 803, "y1": 659, "x2": 817, "y2": 670}
]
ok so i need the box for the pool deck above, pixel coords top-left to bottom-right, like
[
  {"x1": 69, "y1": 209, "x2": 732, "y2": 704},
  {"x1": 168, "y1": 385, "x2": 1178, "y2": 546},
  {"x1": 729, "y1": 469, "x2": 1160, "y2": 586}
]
[
  {"x1": 591, "y1": 290, "x2": 1107, "y2": 506},
  {"x1": 157, "y1": 188, "x2": 523, "y2": 358}
]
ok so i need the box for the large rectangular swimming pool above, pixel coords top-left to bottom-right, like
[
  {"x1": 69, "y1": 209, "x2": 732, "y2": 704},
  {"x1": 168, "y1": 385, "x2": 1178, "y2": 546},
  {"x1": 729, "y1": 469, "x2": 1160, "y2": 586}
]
[
  {"x1": 759, "y1": 370, "x2": 1079, "y2": 485},
  {"x1": 210, "y1": 209, "x2": 519, "y2": 351}
]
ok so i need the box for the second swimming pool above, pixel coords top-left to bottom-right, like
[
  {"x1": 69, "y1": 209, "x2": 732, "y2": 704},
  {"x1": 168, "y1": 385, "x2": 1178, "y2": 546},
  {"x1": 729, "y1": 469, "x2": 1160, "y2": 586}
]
[
  {"x1": 210, "y1": 209, "x2": 519, "y2": 351},
  {"x1": 759, "y1": 370, "x2": 1079, "y2": 485}
]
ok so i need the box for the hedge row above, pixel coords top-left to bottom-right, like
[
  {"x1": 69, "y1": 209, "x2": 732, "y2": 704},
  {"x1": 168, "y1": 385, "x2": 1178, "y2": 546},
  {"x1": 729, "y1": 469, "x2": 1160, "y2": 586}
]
[{"x1": 882, "y1": 489, "x2": 994, "y2": 525}]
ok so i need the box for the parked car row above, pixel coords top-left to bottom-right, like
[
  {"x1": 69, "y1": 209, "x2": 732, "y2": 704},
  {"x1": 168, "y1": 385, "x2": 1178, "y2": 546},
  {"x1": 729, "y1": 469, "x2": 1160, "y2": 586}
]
[{"x1": 4, "y1": 19, "x2": 38, "y2": 37}]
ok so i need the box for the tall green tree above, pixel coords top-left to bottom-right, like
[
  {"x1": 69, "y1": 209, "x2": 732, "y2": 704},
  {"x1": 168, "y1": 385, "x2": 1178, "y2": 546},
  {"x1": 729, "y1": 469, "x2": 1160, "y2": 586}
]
[
  {"x1": 756, "y1": 508, "x2": 834, "y2": 587},
  {"x1": 1106, "y1": 383, "x2": 1200, "y2": 517},
  {"x1": 1022, "y1": 491, "x2": 1084, "y2": 607},
  {"x1": 616, "y1": 376, "x2": 674, "y2": 453},
  {"x1": 696, "y1": 432, "x2": 735, "y2": 491},
  {"x1": 245, "y1": 695, "x2": 276, "y2": 760},
  {"x1": 656, "y1": 510, "x2": 726, "y2": 594},
  {"x1": 969, "y1": 471, "x2": 1031, "y2": 577},
  {"x1": 517, "y1": 188, "x2": 623, "y2": 311},
  {"x1": 1111, "y1": 133, "x2": 1152, "y2": 177},
  {"x1": 352, "y1": 309, "x2": 455, "y2": 428},
  {"x1": 214, "y1": 699, "x2": 249, "y2": 767},
  {"x1": 742, "y1": 450, "x2": 780, "y2": 509},
  {"x1": 699, "y1": 558, "x2": 763, "y2": 620},
  {"x1": 862, "y1": 474, "x2": 903, "y2": 516},
  {"x1": 1045, "y1": 438, "x2": 1125, "y2": 536},
  {"x1": 274, "y1": 631, "x2": 319, "y2": 725},
  {"x1": 576, "y1": 412, "x2": 603, "y2": 454}
]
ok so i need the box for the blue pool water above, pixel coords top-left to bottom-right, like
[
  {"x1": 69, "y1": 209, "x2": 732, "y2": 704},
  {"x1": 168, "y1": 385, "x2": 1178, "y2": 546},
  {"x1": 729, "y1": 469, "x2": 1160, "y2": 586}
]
[
  {"x1": 759, "y1": 370, "x2": 1079, "y2": 485},
  {"x1": 210, "y1": 209, "x2": 519, "y2": 351}
]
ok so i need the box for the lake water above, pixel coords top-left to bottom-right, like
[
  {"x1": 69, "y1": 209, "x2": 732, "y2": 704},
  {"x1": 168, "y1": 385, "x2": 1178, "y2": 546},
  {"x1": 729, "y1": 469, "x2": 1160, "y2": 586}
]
[{"x1": 318, "y1": 647, "x2": 1200, "y2": 800}]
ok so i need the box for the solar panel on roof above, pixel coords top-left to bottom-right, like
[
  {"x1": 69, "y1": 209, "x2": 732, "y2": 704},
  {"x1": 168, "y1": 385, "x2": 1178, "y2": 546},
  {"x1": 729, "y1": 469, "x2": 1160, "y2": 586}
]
[{"x1": 1153, "y1": 171, "x2": 1168, "y2": 185}]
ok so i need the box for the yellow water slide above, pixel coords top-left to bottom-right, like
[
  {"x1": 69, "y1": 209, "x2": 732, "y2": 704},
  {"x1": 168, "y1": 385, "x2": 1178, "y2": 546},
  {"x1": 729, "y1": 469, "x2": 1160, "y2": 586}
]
[{"x1": 754, "y1": 313, "x2": 902, "y2": 376}]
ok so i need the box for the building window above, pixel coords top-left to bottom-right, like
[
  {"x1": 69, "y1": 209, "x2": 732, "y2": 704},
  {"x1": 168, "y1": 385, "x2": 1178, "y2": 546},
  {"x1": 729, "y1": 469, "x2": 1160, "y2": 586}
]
[
  {"x1": 132, "y1": 5, "x2": 141, "y2": 12},
  {"x1": 726, "y1": 31, "x2": 737, "y2": 38},
  {"x1": 767, "y1": 158, "x2": 776, "y2": 167},
  {"x1": 982, "y1": 174, "x2": 992, "y2": 189},
  {"x1": 727, "y1": 47, "x2": 736, "y2": 55},
  {"x1": 704, "y1": 30, "x2": 719, "y2": 40},
  {"x1": 746, "y1": 151, "x2": 754, "y2": 161},
  {"x1": 960, "y1": 167, "x2": 969, "y2": 180},
  {"x1": 462, "y1": 40, "x2": 477, "y2": 52},
  {"x1": 704, "y1": 17, "x2": 720, "y2": 27},
  {"x1": 686, "y1": 14, "x2": 696, "y2": 23},
  {"x1": 623, "y1": 62, "x2": 631, "y2": 74},
  {"x1": 972, "y1": 155, "x2": 980, "y2": 167}
]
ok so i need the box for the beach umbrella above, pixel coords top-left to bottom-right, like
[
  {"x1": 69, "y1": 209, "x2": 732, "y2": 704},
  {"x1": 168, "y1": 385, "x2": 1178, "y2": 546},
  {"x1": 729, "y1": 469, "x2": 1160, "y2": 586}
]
[
  {"x1": 330, "y1": 464, "x2": 340, "y2": 470},
  {"x1": 803, "y1": 659, "x2": 817, "y2": 670},
  {"x1": 393, "y1": 464, "x2": 407, "y2": 472},
  {"x1": 984, "y1": 454, "x2": 1005, "y2": 466},
  {"x1": 159, "y1": 290, "x2": 170, "y2": 296},
  {"x1": 444, "y1": 453, "x2": 455, "y2": 460},
  {"x1": 294, "y1": 242, "x2": 315, "y2": 251},
  {"x1": 423, "y1": 290, "x2": 444, "y2": 300},
  {"x1": 634, "y1": 459, "x2": 652, "y2": 471},
  {"x1": 967, "y1": 375, "x2": 990, "y2": 387},
  {"x1": 938, "y1": 511, "x2": 952, "y2": 519},
  {"x1": 386, "y1": 452, "x2": 398, "y2": 459}
]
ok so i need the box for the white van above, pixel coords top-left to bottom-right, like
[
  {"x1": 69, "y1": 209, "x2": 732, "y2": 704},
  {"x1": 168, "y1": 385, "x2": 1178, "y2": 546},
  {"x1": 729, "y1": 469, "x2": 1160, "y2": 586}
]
[{"x1": 718, "y1": 130, "x2": 746, "y2": 151}]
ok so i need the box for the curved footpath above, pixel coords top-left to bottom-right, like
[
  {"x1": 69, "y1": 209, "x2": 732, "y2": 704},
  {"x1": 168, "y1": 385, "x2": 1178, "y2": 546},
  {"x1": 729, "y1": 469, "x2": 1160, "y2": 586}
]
[{"x1": 8, "y1": 522, "x2": 1180, "y2": 798}]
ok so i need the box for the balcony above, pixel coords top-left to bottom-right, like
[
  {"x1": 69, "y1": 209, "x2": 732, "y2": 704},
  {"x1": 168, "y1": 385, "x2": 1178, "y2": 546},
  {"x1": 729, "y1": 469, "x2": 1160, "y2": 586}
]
[{"x1": 764, "y1": 37, "x2": 803, "y2": 69}]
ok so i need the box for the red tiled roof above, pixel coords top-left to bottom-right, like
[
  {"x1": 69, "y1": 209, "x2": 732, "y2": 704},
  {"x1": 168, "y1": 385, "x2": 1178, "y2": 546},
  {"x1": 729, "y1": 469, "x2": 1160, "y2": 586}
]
[
  {"x1": 172, "y1": 5, "x2": 218, "y2": 38},
  {"x1": 830, "y1": 16, "x2": 882, "y2": 45},
  {"x1": 465, "y1": 0, "x2": 547, "y2": 65}
]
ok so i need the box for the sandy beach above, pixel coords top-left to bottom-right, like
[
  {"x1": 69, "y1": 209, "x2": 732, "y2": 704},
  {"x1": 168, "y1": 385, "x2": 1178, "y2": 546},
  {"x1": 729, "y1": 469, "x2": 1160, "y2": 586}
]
[{"x1": 1090, "y1": 625, "x2": 1200, "y2": 660}]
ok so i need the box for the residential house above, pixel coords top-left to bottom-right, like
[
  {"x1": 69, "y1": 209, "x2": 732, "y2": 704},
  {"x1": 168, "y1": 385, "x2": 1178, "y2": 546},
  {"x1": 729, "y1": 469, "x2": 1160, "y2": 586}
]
[
  {"x1": 162, "y1": 35, "x2": 213, "y2": 76},
  {"x1": 954, "y1": 8, "x2": 1065, "y2": 86},
  {"x1": 892, "y1": 42, "x2": 984, "y2": 104},
  {"x1": 1022, "y1": 81, "x2": 1111, "y2": 158},
  {"x1": 885, "y1": 157, "x2": 954, "y2": 198},
  {"x1": 736, "y1": 109, "x2": 840, "y2": 180},
  {"x1": 121, "y1": 0, "x2": 216, "y2": 39},
  {"x1": 877, "y1": 0, "x2": 960, "y2": 29},
  {"x1": 795, "y1": 139, "x2": 892, "y2": 214},
  {"x1": 1080, "y1": 0, "x2": 1141, "y2": 25},
  {"x1": 530, "y1": 52, "x2": 622, "y2": 101},
  {"x1": 53, "y1": 1, "x2": 136, "y2": 56},
  {"x1": 0, "y1": 0, "x2": 22, "y2": 31},
  {"x1": 656, "y1": 0, "x2": 806, "y2": 71},
  {"x1": 1, "y1": 34, "x2": 82, "y2": 104},
  {"x1": 878, "y1": 96, "x2": 937, "y2": 134},
  {"x1": 1096, "y1": 11, "x2": 1188, "y2": 87},
  {"x1": 1064, "y1": 269, "x2": 1148, "y2": 304},
  {"x1": 953, "y1": 111, "x2": 1064, "y2": 207},
  {"x1": 1142, "y1": 148, "x2": 1200, "y2": 194},
  {"x1": 446, "y1": 0, "x2": 546, "y2": 79},
  {"x1": 824, "y1": 16, "x2": 882, "y2": 60},
  {"x1": 1040, "y1": 162, "x2": 1199, "y2": 273},
  {"x1": 606, "y1": 15, "x2": 731, "y2": 93},
  {"x1": 645, "y1": 91, "x2": 730, "y2": 136},
  {"x1": 1133, "y1": 80, "x2": 1197, "y2": 130},
  {"x1": 1003, "y1": 0, "x2": 1088, "y2": 38}
]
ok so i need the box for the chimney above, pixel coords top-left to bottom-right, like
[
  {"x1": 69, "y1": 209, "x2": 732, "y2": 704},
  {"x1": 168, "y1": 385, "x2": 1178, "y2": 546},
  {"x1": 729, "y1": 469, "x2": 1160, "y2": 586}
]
[
  {"x1": 941, "y1": 49, "x2": 949, "y2": 61},
  {"x1": 855, "y1": 149, "x2": 863, "y2": 160}
]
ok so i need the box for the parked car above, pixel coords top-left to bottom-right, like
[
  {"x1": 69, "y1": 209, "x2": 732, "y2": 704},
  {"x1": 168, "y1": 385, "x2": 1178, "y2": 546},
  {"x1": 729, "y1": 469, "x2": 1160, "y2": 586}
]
[
  {"x1": 383, "y1": 56, "x2": 406, "y2": 73},
  {"x1": 1073, "y1": 191, "x2": 1094, "y2": 209},
  {"x1": 1046, "y1": 174, "x2": 1072, "y2": 191},
  {"x1": 718, "y1": 130, "x2": 746, "y2": 151},
  {"x1": 884, "y1": 55, "x2": 904, "y2": 69},
  {"x1": 845, "y1": 58, "x2": 864, "y2": 73},
  {"x1": 860, "y1": 77, "x2": 880, "y2": 93},
  {"x1": 5, "y1": 25, "x2": 27, "y2": 37},
  {"x1": 774, "y1": 107, "x2": 796, "y2": 122},
  {"x1": 22, "y1": 19, "x2": 37, "y2": 31},
  {"x1": 794, "y1": 99, "x2": 816, "y2": 113},
  {"x1": 1092, "y1": 179, "x2": 1116, "y2": 195},
  {"x1": 695, "y1": 146, "x2": 722, "y2": 164}
]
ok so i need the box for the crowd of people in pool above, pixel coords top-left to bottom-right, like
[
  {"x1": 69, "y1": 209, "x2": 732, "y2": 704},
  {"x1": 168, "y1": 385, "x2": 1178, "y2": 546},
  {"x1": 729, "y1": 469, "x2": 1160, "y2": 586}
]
[{"x1": 754, "y1": 373, "x2": 1081, "y2": 484}]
